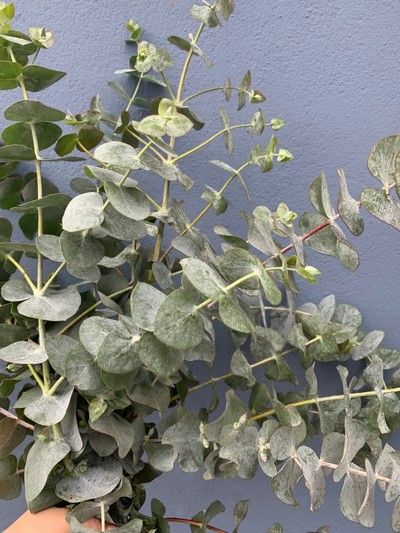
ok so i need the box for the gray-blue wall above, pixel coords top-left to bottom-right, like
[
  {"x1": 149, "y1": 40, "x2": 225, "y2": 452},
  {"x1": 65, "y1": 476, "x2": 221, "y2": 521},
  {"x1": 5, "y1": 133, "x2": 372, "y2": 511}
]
[{"x1": 1, "y1": 1, "x2": 400, "y2": 531}]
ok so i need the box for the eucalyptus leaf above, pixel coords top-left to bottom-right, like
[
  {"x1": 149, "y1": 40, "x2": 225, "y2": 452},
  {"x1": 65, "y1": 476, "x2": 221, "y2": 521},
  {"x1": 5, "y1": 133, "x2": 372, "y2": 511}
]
[
  {"x1": 25, "y1": 437, "x2": 70, "y2": 502},
  {"x1": 130, "y1": 282, "x2": 166, "y2": 331},
  {"x1": 361, "y1": 187, "x2": 400, "y2": 230},
  {"x1": 4, "y1": 100, "x2": 65, "y2": 122},
  {"x1": 368, "y1": 134, "x2": 400, "y2": 187},
  {"x1": 154, "y1": 288, "x2": 203, "y2": 350},
  {"x1": 0, "y1": 341, "x2": 47, "y2": 364},
  {"x1": 104, "y1": 181, "x2": 150, "y2": 221},
  {"x1": 62, "y1": 192, "x2": 104, "y2": 232},
  {"x1": 18, "y1": 286, "x2": 81, "y2": 321},
  {"x1": 139, "y1": 331, "x2": 184, "y2": 379},
  {"x1": 94, "y1": 141, "x2": 141, "y2": 170},
  {"x1": 24, "y1": 384, "x2": 74, "y2": 426},
  {"x1": 60, "y1": 231, "x2": 105, "y2": 268},
  {"x1": 55, "y1": 458, "x2": 122, "y2": 503}
]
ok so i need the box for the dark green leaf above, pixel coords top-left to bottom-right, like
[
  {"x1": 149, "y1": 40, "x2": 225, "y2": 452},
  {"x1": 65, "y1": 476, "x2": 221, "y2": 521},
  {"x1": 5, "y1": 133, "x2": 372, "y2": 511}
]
[
  {"x1": 4, "y1": 100, "x2": 66, "y2": 122},
  {"x1": 11, "y1": 193, "x2": 70, "y2": 217},
  {"x1": 0, "y1": 456, "x2": 21, "y2": 500},
  {"x1": 167, "y1": 35, "x2": 191, "y2": 52},
  {"x1": 55, "y1": 134, "x2": 78, "y2": 156},
  {"x1": 22, "y1": 65, "x2": 66, "y2": 92},
  {"x1": 2, "y1": 122, "x2": 62, "y2": 151},
  {"x1": 0, "y1": 144, "x2": 35, "y2": 161}
]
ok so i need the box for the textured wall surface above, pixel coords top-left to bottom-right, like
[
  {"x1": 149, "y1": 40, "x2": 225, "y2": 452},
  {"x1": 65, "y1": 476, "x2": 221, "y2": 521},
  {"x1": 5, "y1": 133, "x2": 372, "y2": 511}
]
[{"x1": 1, "y1": 1, "x2": 400, "y2": 531}]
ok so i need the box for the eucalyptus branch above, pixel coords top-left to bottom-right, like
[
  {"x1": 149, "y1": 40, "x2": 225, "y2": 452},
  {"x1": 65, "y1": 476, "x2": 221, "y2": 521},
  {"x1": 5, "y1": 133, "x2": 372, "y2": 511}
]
[
  {"x1": 268, "y1": 181, "x2": 397, "y2": 264},
  {"x1": 181, "y1": 85, "x2": 251, "y2": 105},
  {"x1": 170, "y1": 336, "x2": 322, "y2": 402},
  {"x1": 152, "y1": 19, "x2": 205, "y2": 261},
  {"x1": 170, "y1": 124, "x2": 252, "y2": 164},
  {"x1": 0, "y1": 406, "x2": 34, "y2": 432},
  {"x1": 159, "y1": 161, "x2": 250, "y2": 261},
  {"x1": 249, "y1": 386, "x2": 400, "y2": 423},
  {"x1": 195, "y1": 267, "x2": 284, "y2": 312},
  {"x1": 165, "y1": 517, "x2": 228, "y2": 533},
  {"x1": 176, "y1": 21, "x2": 206, "y2": 102},
  {"x1": 125, "y1": 72, "x2": 144, "y2": 113},
  {"x1": 320, "y1": 460, "x2": 390, "y2": 484}
]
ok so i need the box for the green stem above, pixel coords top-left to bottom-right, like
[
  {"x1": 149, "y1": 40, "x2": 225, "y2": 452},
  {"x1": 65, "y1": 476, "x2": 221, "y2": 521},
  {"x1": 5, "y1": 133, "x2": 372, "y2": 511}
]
[
  {"x1": 5, "y1": 254, "x2": 37, "y2": 293},
  {"x1": 176, "y1": 22, "x2": 206, "y2": 102},
  {"x1": 125, "y1": 127, "x2": 166, "y2": 161},
  {"x1": 195, "y1": 267, "x2": 284, "y2": 312},
  {"x1": 28, "y1": 364, "x2": 46, "y2": 393},
  {"x1": 181, "y1": 85, "x2": 250, "y2": 105},
  {"x1": 159, "y1": 162, "x2": 250, "y2": 261},
  {"x1": 161, "y1": 72, "x2": 175, "y2": 100},
  {"x1": 52, "y1": 423, "x2": 64, "y2": 441},
  {"x1": 40, "y1": 262, "x2": 66, "y2": 294},
  {"x1": 249, "y1": 386, "x2": 400, "y2": 423},
  {"x1": 57, "y1": 286, "x2": 132, "y2": 336},
  {"x1": 170, "y1": 124, "x2": 252, "y2": 164},
  {"x1": 126, "y1": 73, "x2": 144, "y2": 112},
  {"x1": 47, "y1": 376, "x2": 65, "y2": 396},
  {"x1": 170, "y1": 336, "x2": 321, "y2": 402}
]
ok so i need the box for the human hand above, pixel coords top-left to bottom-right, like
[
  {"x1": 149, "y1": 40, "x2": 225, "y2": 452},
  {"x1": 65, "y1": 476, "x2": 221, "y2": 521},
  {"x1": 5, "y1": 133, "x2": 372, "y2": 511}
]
[{"x1": 3, "y1": 507, "x2": 117, "y2": 533}]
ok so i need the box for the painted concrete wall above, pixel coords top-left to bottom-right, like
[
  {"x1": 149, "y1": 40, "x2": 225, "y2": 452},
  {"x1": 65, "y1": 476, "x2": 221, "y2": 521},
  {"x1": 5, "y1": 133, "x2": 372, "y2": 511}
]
[{"x1": 1, "y1": 1, "x2": 400, "y2": 531}]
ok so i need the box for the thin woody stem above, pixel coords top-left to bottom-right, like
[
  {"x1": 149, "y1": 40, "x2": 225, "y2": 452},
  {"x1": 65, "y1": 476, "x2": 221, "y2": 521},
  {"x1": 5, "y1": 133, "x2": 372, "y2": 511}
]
[
  {"x1": 0, "y1": 407, "x2": 34, "y2": 432},
  {"x1": 320, "y1": 460, "x2": 390, "y2": 484},
  {"x1": 249, "y1": 386, "x2": 400, "y2": 422},
  {"x1": 170, "y1": 336, "x2": 321, "y2": 403},
  {"x1": 165, "y1": 517, "x2": 228, "y2": 533}
]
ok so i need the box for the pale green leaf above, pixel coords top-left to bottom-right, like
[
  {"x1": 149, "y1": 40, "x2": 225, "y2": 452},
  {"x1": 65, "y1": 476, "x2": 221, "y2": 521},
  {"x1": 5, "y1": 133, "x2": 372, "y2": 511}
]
[
  {"x1": 154, "y1": 288, "x2": 203, "y2": 350},
  {"x1": 62, "y1": 192, "x2": 104, "y2": 232}
]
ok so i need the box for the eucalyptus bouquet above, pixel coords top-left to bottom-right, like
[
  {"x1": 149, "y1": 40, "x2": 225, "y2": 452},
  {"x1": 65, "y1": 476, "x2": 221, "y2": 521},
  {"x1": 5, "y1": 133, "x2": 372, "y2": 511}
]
[{"x1": 1, "y1": 2, "x2": 400, "y2": 532}]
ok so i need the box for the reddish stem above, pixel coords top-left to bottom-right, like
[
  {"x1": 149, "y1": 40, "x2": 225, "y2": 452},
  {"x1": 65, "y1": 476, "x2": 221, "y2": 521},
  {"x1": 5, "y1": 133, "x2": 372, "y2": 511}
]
[
  {"x1": 165, "y1": 517, "x2": 228, "y2": 533},
  {"x1": 0, "y1": 406, "x2": 34, "y2": 432}
]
